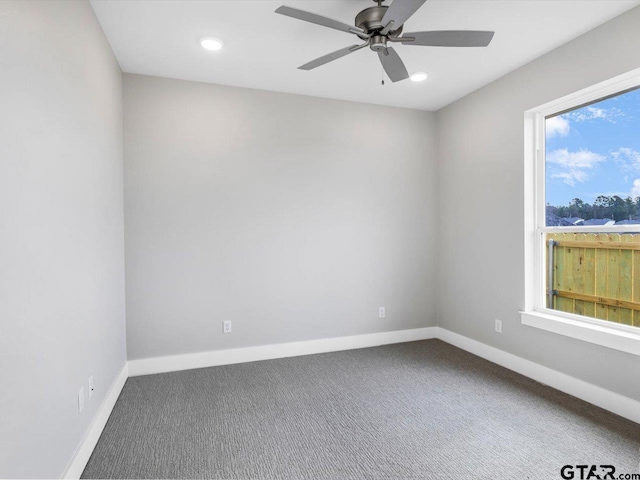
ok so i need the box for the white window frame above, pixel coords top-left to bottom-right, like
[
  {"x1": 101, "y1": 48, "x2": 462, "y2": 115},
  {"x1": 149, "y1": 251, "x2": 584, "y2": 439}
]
[{"x1": 522, "y1": 68, "x2": 640, "y2": 357}]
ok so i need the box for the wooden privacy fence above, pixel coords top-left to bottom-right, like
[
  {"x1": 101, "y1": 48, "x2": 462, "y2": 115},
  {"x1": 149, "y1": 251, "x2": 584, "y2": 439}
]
[{"x1": 547, "y1": 232, "x2": 640, "y2": 327}]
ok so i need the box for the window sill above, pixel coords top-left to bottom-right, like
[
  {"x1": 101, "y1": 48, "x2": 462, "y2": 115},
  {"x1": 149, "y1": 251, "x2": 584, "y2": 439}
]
[{"x1": 520, "y1": 311, "x2": 640, "y2": 357}]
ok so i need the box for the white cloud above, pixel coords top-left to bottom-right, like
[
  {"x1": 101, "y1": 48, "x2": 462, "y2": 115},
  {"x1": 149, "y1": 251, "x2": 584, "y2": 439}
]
[
  {"x1": 631, "y1": 179, "x2": 640, "y2": 198},
  {"x1": 611, "y1": 147, "x2": 640, "y2": 167},
  {"x1": 546, "y1": 116, "x2": 570, "y2": 138},
  {"x1": 550, "y1": 170, "x2": 588, "y2": 187},
  {"x1": 567, "y1": 106, "x2": 623, "y2": 123},
  {"x1": 545, "y1": 106, "x2": 624, "y2": 141},
  {"x1": 547, "y1": 148, "x2": 605, "y2": 169},
  {"x1": 546, "y1": 148, "x2": 605, "y2": 187},
  {"x1": 609, "y1": 147, "x2": 640, "y2": 179}
]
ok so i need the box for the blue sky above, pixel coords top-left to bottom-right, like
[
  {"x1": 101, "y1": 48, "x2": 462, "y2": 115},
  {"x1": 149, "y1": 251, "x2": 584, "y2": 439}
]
[{"x1": 545, "y1": 88, "x2": 640, "y2": 206}]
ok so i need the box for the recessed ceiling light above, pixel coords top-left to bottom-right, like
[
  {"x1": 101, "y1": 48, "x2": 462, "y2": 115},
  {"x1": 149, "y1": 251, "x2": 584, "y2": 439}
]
[
  {"x1": 410, "y1": 72, "x2": 429, "y2": 82},
  {"x1": 200, "y1": 37, "x2": 223, "y2": 51}
]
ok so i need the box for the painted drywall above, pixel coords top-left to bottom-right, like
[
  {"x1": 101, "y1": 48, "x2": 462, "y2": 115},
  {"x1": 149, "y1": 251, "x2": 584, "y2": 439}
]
[
  {"x1": 123, "y1": 74, "x2": 436, "y2": 360},
  {"x1": 436, "y1": 6, "x2": 640, "y2": 400},
  {"x1": 0, "y1": 1, "x2": 126, "y2": 477}
]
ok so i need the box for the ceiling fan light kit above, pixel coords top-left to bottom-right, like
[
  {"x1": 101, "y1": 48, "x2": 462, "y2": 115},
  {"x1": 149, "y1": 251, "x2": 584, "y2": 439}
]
[{"x1": 276, "y1": 0, "x2": 494, "y2": 83}]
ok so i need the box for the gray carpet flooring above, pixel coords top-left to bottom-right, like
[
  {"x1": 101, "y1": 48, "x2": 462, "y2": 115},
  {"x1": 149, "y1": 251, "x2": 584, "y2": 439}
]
[{"x1": 82, "y1": 340, "x2": 640, "y2": 479}]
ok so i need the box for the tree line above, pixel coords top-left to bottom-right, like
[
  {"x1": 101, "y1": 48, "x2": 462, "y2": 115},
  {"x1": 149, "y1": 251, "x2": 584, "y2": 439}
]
[{"x1": 548, "y1": 196, "x2": 640, "y2": 222}]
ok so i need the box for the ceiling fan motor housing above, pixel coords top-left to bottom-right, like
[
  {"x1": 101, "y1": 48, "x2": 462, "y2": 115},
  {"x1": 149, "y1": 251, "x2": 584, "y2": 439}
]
[
  {"x1": 354, "y1": 6, "x2": 402, "y2": 43},
  {"x1": 370, "y1": 35, "x2": 387, "y2": 52}
]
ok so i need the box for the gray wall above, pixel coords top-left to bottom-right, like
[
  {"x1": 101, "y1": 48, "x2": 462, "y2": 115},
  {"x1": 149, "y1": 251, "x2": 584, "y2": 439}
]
[
  {"x1": 123, "y1": 74, "x2": 437, "y2": 360},
  {"x1": 436, "y1": 7, "x2": 640, "y2": 401},
  {"x1": 0, "y1": 1, "x2": 126, "y2": 477}
]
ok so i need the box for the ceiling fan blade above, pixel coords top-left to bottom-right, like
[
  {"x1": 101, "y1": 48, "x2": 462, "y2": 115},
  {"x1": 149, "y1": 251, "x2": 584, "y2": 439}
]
[
  {"x1": 381, "y1": 0, "x2": 428, "y2": 29},
  {"x1": 377, "y1": 47, "x2": 409, "y2": 83},
  {"x1": 403, "y1": 30, "x2": 495, "y2": 47},
  {"x1": 276, "y1": 6, "x2": 364, "y2": 35},
  {"x1": 299, "y1": 44, "x2": 365, "y2": 70}
]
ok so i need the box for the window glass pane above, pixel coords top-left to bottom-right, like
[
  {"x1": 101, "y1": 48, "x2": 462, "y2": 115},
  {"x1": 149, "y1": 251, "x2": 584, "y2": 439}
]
[
  {"x1": 545, "y1": 88, "x2": 640, "y2": 227},
  {"x1": 544, "y1": 88, "x2": 640, "y2": 328},
  {"x1": 544, "y1": 232, "x2": 640, "y2": 328}
]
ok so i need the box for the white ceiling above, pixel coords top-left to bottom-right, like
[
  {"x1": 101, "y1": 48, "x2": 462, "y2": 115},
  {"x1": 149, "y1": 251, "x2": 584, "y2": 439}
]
[{"x1": 90, "y1": 0, "x2": 639, "y2": 111}]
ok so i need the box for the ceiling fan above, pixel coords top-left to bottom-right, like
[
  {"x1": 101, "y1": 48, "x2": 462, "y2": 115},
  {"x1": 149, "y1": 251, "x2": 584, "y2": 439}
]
[{"x1": 275, "y1": 0, "x2": 494, "y2": 82}]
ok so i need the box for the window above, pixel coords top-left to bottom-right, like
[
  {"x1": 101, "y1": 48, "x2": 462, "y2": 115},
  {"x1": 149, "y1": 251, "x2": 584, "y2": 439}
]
[{"x1": 523, "y1": 69, "x2": 640, "y2": 356}]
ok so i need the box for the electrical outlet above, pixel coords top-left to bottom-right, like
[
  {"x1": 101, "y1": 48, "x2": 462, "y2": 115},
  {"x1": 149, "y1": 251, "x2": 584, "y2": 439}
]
[
  {"x1": 379, "y1": 307, "x2": 386, "y2": 318},
  {"x1": 89, "y1": 375, "x2": 94, "y2": 399},
  {"x1": 495, "y1": 319, "x2": 503, "y2": 334},
  {"x1": 223, "y1": 320, "x2": 232, "y2": 334},
  {"x1": 78, "y1": 387, "x2": 85, "y2": 413}
]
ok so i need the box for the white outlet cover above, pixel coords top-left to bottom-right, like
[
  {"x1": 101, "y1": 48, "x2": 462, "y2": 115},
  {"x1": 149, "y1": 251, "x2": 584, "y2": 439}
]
[
  {"x1": 495, "y1": 319, "x2": 503, "y2": 333},
  {"x1": 379, "y1": 307, "x2": 386, "y2": 318},
  {"x1": 223, "y1": 320, "x2": 232, "y2": 333}
]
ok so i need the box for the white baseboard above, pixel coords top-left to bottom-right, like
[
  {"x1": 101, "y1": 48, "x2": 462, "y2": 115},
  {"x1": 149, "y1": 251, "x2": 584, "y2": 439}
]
[
  {"x1": 62, "y1": 363, "x2": 129, "y2": 479},
  {"x1": 437, "y1": 327, "x2": 640, "y2": 425},
  {"x1": 128, "y1": 327, "x2": 438, "y2": 377}
]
